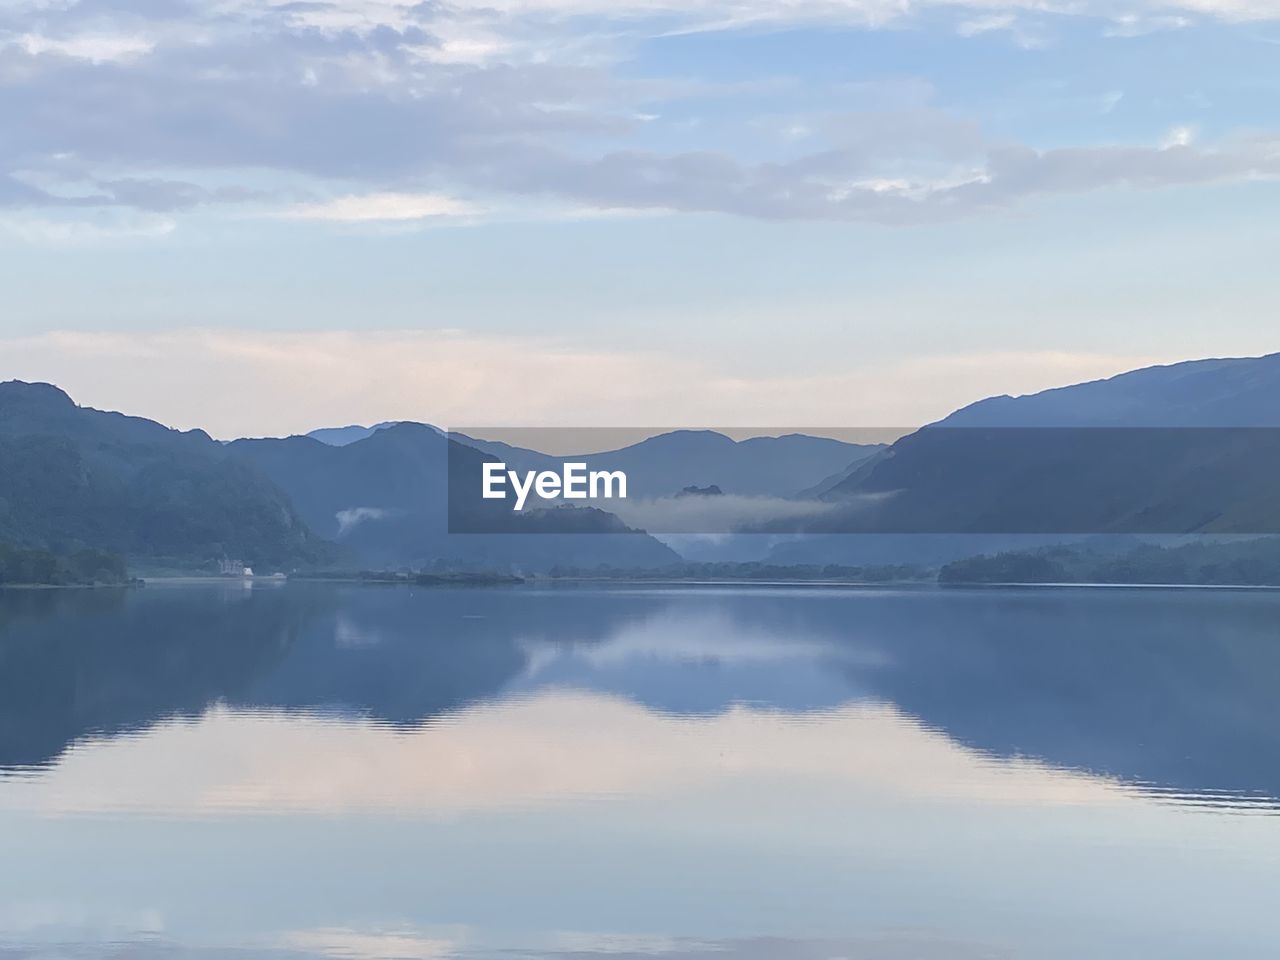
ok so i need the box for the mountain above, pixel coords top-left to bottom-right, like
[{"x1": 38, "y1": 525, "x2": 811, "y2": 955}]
[
  {"x1": 456, "y1": 429, "x2": 882, "y2": 499},
  {"x1": 229, "y1": 424, "x2": 679, "y2": 572},
  {"x1": 16, "y1": 352, "x2": 1277, "y2": 575},
  {"x1": 941, "y1": 352, "x2": 1280, "y2": 427},
  {"x1": 805, "y1": 352, "x2": 1280, "y2": 536},
  {"x1": 306, "y1": 421, "x2": 411, "y2": 446},
  {"x1": 0, "y1": 382, "x2": 673, "y2": 574},
  {"x1": 0, "y1": 381, "x2": 332, "y2": 570},
  {"x1": 764, "y1": 353, "x2": 1280, "y2": 564}
]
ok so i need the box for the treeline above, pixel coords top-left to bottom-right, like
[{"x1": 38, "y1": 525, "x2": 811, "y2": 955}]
[
  {"x1": 0, "y1": 543, "x2": 130, "y2": 586},
  {"x1": 940, "y1": 537, "x2": 1280, "y2": 586},
  {"x1": 297, "y1": 569, "x2": 524, "y2": 586},
  {"x1": 547, "y1": 561, "x2": 928, "y2": 582}
]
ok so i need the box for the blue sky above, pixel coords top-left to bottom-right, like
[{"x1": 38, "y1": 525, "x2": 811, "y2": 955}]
[{"x1": 2, "y1": 0, "x2": 1279, "y2": 436}]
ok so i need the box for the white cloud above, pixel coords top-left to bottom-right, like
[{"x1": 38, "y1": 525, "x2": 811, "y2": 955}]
[
  {"x1": 1102, "y1": 12, "x2": 1193, "y2": 34},
  {"x1": 1161, "y1": 0, "x2": 1280, "y2": 16},
  {"x1": 957, "y1": 13, "x2": 1018, "y2": 35},
  {"x1": 278, "y1": 192, "x2": 478, "y2": 222},
  {"x1": 336, "y1": 506, "x2": 399, "y2": 534},
  {"x1": 415, "y1": 36, "x2": 514, "y2": 65},
  {"x1": 15, "y1": 30, "x2": 154, "y2": 63},
  {"x1": 1161, "y1": 124, "x2": 1196, "y2": 148},
  {"x1": 0, "y1": 328, "x2": 1172, "y2": 437}
]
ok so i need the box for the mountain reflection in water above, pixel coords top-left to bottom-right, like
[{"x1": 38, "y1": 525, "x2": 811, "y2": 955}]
[
  {"x1": 3, "y1": 582, "x2": 1279, "y2": 808},
  {"x1": 3, "y1": 582, "x2": 1280, "y2": 960}
]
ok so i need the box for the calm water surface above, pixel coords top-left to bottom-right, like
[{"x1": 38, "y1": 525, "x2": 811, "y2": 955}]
[{"x1": 3, "y1": 582, "x2": 1280, "y2": 959}]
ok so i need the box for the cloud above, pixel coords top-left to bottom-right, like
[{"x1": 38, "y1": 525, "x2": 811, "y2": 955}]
[
  {"x1": 1, "y1": 0, "x2": 1279, "y2": 230},
  {"x1": 460, "y1": 132, "x2": 1280, "y2": 224},
  {"x1": 411, "y1": 0, "x2": 1280, "y2": 29},
  {"x1": 278, "y1": 191, "x2": 476, "y2": 221},
  {"x1": 1160, "y1": 124, "x2": 1196, "y2": 148},
  {"x1": 0, "y1": 328, "x2": 1171, "y2": 436},
  {"x1": 0, "y1": 170, "x2": 277, "y2": 215},
  {"x1": 16, "y1": 31, "x2": 155, "y2": 63},
  {"x1": 606, "y1": 494, "x2": 841, "y2": 534},
  {"x1": 335, "y1": 506, "x2": 399, "y2": 534}
]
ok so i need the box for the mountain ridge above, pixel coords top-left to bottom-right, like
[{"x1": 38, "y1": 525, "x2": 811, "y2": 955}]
[
  {"x1": 940, "y1": 352, "x2": 1280, "y2": 428},
  {"x1": 815, "y1": 351, "x2": 1280, "y2": 536},
  {"x1": 0, "y1": 380, "x2": 332, "y2": 570},
  {"x1": 228, "y1": 424, "x2": 680, "y2": 572}
]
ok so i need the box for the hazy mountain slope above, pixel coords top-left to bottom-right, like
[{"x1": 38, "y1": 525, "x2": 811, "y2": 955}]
[
  {"x1": 812, "y1": 353, "x2": 1280, "y2": 535},
  {"x1": 229, "y1": 425, "x2": 679, "y2": 571},
  {"x1": 305, "y1": 422, "x2": 410, "y2": 446},
  {"x1": 819, "y1": 424, "x2": 1280, "y2": 533},
  {"x1": 457, "y1": 429, "x2": 883, "y2": 499},
  {"x1": 767, "y1": 353, "x2": 1280, "y2": 562},
  {"x1": 597, "y1": 431, "x2": 882, "y2": 498},
  {"x1": 941, "y1": 352, "x2": 1280, "y2": 427},
  {"x1": 0, "y1": 381, "x2": 331, "y2": 569}
]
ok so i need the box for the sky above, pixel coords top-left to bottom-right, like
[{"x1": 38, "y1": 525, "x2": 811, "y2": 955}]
[{"x1": 2, "y1": 0, "x2": 1279, "y2": 437}]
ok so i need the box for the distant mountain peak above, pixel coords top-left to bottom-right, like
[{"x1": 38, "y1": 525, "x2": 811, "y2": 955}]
[
  {"x1": 676, "y1": 484, "x2": 724, "y2": 497},
  {"x1": 0, "y1": 380, "x2": 76, "y2": 409},
  {"x1": 940, "y1": 351, "x2": 1280, "y2": 428},
  {"x1": 0, "y1": 379, "x2": 331, "y2": 568},
  {"x1": 305, "y1": 421, "x2": 401, "y2": 446},
  {"x1": 305, "y1": 420, "x2": 442, "y2": 446}
]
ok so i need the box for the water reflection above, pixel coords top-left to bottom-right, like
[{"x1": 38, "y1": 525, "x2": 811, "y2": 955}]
[
  {"x1": 5, "y1": 583, "x2": 1280, "y2": 960},
  {"x1": 3, "y1": 582, "x2": 1280, "y2": 811}
]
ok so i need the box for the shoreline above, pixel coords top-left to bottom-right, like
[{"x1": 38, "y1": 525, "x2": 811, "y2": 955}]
[
  {"x1": 130, "y1": 575, "x2": 1280, "y2": 592},
  {"x1": 140, "y1": 575, "x2": 277, "y2": 583},
  {"x1": 0, "y1": 581, "x2": 139, "y2": 590},
  {"x1": 939, "y1": 580, "x2": 1280, "y2": 591},
  {"x1": 544, "y1": 577, "x2": 1280, "y2": 591}
]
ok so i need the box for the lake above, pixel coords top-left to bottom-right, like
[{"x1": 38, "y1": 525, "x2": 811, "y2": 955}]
[{"x1": 3, "y1": 581, "x2": 1280, "y2": 959}]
